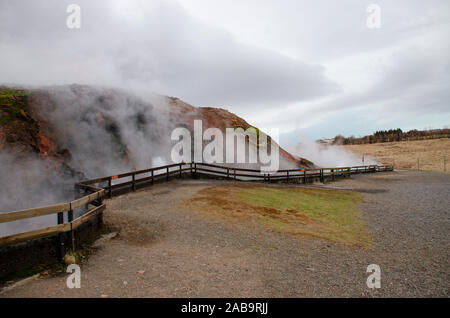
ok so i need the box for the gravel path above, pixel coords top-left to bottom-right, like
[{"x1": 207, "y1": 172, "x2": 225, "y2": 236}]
[{"x1": 1, "y1": 170, "x2": 449, "y2": 297}]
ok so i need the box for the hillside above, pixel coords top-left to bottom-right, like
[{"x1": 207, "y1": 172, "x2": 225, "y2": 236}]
[{"x1": 0, "y1": 85, "x2": 312, "y2": 211}]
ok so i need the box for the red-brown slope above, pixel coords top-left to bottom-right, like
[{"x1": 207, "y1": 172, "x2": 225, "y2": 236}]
[
  {"x1": 167, "y1": 97, "x2": 312, "y2": 168},
  {"x1": 0, "y1": 88, "x2": 313, "y2": 175}
]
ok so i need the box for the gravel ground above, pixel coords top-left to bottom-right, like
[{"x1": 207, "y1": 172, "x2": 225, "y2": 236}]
[{"x1": 1, "y1": 170, "x2": 449, "y2": 297}]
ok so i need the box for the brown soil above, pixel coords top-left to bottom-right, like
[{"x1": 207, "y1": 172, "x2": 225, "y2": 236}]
[{"x1": 182, "y1": 184, "x2": 322, "y2": 233}]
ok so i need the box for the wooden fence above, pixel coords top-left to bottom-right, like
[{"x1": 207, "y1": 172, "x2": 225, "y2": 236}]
[
  {"x1": 0, "y1": 184, "x2": 105, "y2": 257},
  {"x1": 78, "y1": 162, "x2": 394, "y2": 198},
  {"x1": 0, "y1": 162, "x2": 393, "y2": 253}
]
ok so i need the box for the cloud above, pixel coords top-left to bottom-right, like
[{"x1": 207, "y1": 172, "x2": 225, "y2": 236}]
[
  {"x1": 180, "y1": 0, "x2": 450, "y2": 61},
  {"x1": 0, "y1": 0, "x2": 338, "y2": 110},
  {"x1": 317, "y1": 40, "x2": 450, "y2": 113},
  {"x1": 248, "y1": 29, "x2": 450, "y2": 139},
  {"x1": 0, "y1": 0, "x2": 449, "y2": 141},
  {"x1": 176, "y1": 0, "x2": 450, "y2": 139}
]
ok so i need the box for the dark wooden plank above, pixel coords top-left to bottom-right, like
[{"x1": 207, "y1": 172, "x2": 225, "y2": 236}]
[
  {"x1": 71, "y1": 205, "x2": 105, "y2": 229},
  {"x1": 0, "y1": 203, "x2": 70, "y2": 224},
  {"x1": 0, "y1": 223, "x2": 70, "y2": 247}
]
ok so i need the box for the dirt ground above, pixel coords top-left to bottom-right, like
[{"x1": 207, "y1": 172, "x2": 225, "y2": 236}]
[
  {"x1": 342, "y1": 138, "x2": 450, "y2": 173},
  {"x1": 1, "y1": 171, "x2": 449, "y2": 297}
]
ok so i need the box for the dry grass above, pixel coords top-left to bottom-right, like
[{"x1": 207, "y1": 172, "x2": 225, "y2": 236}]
[
  {"x1": 182, "y1": 184, "x2": 372, "y2": 248},
  {"x1": 342, "y1": 138, "x2": 450, "y2": 173}
]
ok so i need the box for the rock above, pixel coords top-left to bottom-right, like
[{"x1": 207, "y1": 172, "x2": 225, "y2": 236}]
[
  {"x1": 64, "y1": 254, "x2": 76, "y2": 265},
  {"x1": 40, "y1": 270, "x2": 49, "y2": 277}
]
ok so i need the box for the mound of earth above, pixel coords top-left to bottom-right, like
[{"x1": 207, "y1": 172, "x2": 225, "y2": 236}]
[{"x1": 0, "y1": 85, "x2": 313, "y2": 181}]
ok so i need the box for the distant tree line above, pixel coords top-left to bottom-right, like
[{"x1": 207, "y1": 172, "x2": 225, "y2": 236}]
[{"x1": 332, "y1": 128, "x2": 450, "y2": 145}]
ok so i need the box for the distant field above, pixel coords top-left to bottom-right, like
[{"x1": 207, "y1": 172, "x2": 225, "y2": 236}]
[{"x1": 342, "y1": 138, "x2": 450, "y2": 173}]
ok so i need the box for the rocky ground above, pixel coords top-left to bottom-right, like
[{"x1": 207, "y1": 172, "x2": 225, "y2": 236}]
[{"x1": 1, "y1": 170, "x2": 449, "y2": 297}]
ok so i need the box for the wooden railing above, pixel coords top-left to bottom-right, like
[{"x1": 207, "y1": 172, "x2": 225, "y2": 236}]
[
  {"x1": 78, "y1": 162, "x2": 394, "y2": 198},
  {"x1": 0, "y1": 185, "x2": 105, "y2": 252},
  {"x1": 0, "y1": 162, "x2": 393, "y2": 250}
]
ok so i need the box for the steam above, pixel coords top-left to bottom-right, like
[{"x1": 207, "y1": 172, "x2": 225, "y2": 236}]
[
  {"x1": 35, "y1": 85, "x2": 176, "y2": 178},
  {"x1": 0, "y1": 85, "x2": 178, "y2": 236},
  {"x1": 0, "y1": 151, "x2": 76, "y2": 236},
  {"x1": 288, "y1": 135, "x2": 379, "y2": 168}
]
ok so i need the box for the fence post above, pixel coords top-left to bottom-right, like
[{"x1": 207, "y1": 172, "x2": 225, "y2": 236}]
[
  {"x1": 57, "y1": 212, "x2": 65, "y2": 262},
  {"x1": 234, "y1": 168, "x2": 236, "y2": 180},
  {"x1": 97, "y1": 192, "x2": 104, "y2": 225},
  {"x1": 179, "y1": 163, "x2": 182, "y2": 178},
  {"x1": 304, "y1": 170, "x2": 306, "y2": 184},
  {"x1": 320, "y1": 169, "x2": 324, "y2": 183},
  {"x1": 166, "y1": 167, "x2": 169, "y2": 181},
  {"x1": 331, "y1": 169, "x2": 335, "y2": 181},
  {"x1": 108, "y1": 177, "x2": 113, "y2": 198},
  {"x1": 132, "y1": 173, "x2": 136, "y2": 191},
  {"x1": 151, "y1": 169, "x2": 154, "y2": 185},
  {"x1": 287, "y1": 170, "x2": 289, "y2": 181},
  {"x1": 68, "y1": 204, "x2": 74, "y2": 252}
]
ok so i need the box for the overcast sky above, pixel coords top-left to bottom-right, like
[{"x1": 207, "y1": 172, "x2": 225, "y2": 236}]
[{"x1": 0, "y1": 0, "x2": 449, "y2": 144}]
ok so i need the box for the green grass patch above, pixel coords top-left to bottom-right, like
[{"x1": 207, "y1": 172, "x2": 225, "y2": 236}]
[
  {"x1": 0, "y1": 88, "x2": 31, "y2": 125},
  {"x1": 238, "y1": 186, "x2": 372, "y2": 248}
]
